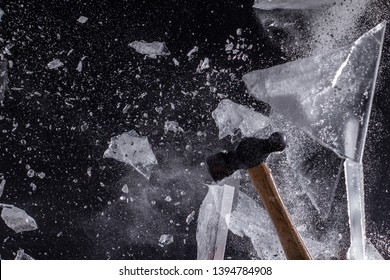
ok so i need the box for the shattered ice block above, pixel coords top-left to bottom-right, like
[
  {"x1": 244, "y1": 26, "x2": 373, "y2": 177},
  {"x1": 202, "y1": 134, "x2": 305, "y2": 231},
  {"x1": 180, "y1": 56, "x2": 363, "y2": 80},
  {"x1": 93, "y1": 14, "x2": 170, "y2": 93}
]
[
  {"x1": 129, "y1": 41, "x2": 170, "y2": 58},
  {"x1": 15, "y1": 249, "x2": 34, "y2": 260},
  {"x1": 103, "y1": 130, "x2": 158, "y2": 179},
  {"x1": 253, "y1": 0, "x2": 338, "y2": 10},
  {"x1": 0, "y1": 204, "x2": 38, "y2": 233},
  {"x1": 243, "y1": 22, "x2": 386, "y2": 162},
  {"x1": 47, "y1": 59, "x2": 64, "y2": 70},
  {"x1": 212, "y1": 99, "x2": 269, "y2": 139},
  {"x1": 158, "y1": 234, "x2": 173, "y2": 247},
  {"x1": 0, "y1": 59, "x2": 8, "y2": 103}
]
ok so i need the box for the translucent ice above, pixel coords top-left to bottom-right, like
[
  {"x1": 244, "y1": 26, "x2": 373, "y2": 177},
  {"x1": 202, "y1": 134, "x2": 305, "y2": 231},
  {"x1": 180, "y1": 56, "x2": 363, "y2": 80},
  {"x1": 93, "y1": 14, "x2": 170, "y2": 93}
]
[
  {"x1": 0, "y1": 179, "x2": 5, "y2": 198},
  {"x1": 47, "y1": 59, "x2": 64, "y2": 70},
  {"x1": 158, "y1": 234, "x2": 173, "y2": 247},
  {"x1": 77, "y1": 16, "x2": 88, "y2": 24},
  {"x1": 129, "y1": 41, "x2": 170, "y2": 58},
  {"x1": 212, "y1": 99, "x2": 269, "y2": 139},
  {"x1": 103, "y1": 130, "x2": 158, "y2": 179},
  {"x1": 15, "y1": 249, "x2": 34, "y2": 260},
  {"x1": 0, "y1": 8, "x2": 4, "y2": 22},
  {"x1": 253, "y1": 0, "x2": 338, "y2": 10},
  {"x1": 186, "y1": 211, "x2": 196, "y2": 225},
  {"x1": 243, "y1": 22, "x2": 386, "y2": 162},
  {"x1": 0, "y1": 59, "x2": 8, "y2": 103},
  {"x1": 0, "y1": 204, "x2": 38, "y2": 233}
]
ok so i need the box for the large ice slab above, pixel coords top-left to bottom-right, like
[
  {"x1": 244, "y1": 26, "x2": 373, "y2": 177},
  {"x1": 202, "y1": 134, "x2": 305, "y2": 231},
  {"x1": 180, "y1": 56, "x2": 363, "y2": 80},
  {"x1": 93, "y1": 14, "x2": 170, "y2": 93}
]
[
  {"x1": 103, "y1": 130, "x2": 158, "y2": 179},
  {"x1": 253, "y1": 0, "x2": 338, "y2": 10},
  {"x1": 0, "y1": 204, "x2": 38, "y2": 233},
  {"x1": 212, "y1": 99, "x2": 269, "y2": 139},
  {"x1": 129, "y1": 41, "x2": 170, "y2": 58},
  {"x1": 243, "y1": 22, "x2": 386, "y2": 162}
]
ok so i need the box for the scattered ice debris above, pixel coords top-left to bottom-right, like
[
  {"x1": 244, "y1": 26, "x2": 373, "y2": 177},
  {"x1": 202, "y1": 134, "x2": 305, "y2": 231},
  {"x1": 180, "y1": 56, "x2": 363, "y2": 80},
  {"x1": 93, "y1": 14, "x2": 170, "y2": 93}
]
[
  {"x1": 122, "y1": 104, "x2": 131, "y2": 114},
  {"x1": 30, "y1": 182, "x2": 37, "y2": 191},
  {"x1": 196, "y1": 57, "x2": 210, "y2": 73},
  {"x1": 15, "y1": 249, "x2": 34, "y2": 260},
  {"x1": 121, "y1": 184, "x2": 129, "y2": 193},
  {"x1": 76, "y1": 60, "x2": 83, "y2": 72},
  {"x1": 158, "y1": 234, "x2": 173, "y2": 247},
  {"x1": 27, "y1": 169, "x2": 35, "y2": 178},
  {"x1": 186, "y1": 211, "x2": 196, "y2": 225},
  {"x1": 187, "y1": 46, "x2": 198, "y2": 60},
  {"x1": 47, "y1": 59, "x2": 64, "y2": 70},
  {"x1": 164, "y1": 121, "x2": 184, "y2": 134},
  {"x1": 129, "y1": 40, "x2": 170, "y2": 58},
  {"x1": 103, "y1": 130, "x2": 158, "y2": 179},
  {"x1": 253, "y1": 0, "x2": 336, "y2": 10},
  {"x1": 0, "y1": 204, "x2": 38, "y2": 233},
  {"x1": 0, "y1": 179, "x2": 5, "y2": 198},
  {"x1": 87, "y1": 167, "x2": 92, "y2": 177},
  {"x1": 37, "y1": 172, "x2": 45, "y2": 179},
  {"x1": 155, "y1": 106, "x2": 163, "y2": 114},
  {"x1": 212, "y1": 99, "x2": 269, "y2": 139},
  {"x1": 77, "y1": 16, "x2": 88, "y2": 24}
]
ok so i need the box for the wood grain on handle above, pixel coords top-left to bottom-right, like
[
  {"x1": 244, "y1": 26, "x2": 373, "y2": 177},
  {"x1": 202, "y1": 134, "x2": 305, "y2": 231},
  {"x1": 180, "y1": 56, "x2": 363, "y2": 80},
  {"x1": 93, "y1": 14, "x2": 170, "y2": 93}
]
[{"x1": 248, "y1": 163, "x2": 312, "y2": 260}]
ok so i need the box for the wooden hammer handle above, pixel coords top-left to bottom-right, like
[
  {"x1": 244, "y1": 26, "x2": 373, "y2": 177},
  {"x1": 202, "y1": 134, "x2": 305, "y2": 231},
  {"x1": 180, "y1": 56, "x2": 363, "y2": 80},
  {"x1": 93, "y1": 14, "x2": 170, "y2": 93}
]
[{"x1": 248, "y1": 163, "x2": 312, "y2": 260}]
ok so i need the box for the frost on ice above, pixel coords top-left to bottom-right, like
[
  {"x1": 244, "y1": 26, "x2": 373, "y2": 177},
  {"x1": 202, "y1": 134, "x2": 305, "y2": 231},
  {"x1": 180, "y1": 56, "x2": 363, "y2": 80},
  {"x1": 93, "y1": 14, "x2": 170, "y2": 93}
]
[
  {"x1": 129, "y1": 41, "x2": 170, "y2": 58},
  {"x1": 158, "y1": 234, "x2": 173, "y2": 247},
  {"x1": 212, "y1": 99, "x2": 269, "y2": 139},
  {"x1": 253, "y1": 0, "x2": 337, "y2": 10},
  {"x1": 103, "y1": 130, "x2": 158, "y2": 179},
  {"x1": 0, "y1": 204, "x2": 38, "y2": 233},
  {"x1": 47, "y1": 59, "x2": 64, "y2": 70}
]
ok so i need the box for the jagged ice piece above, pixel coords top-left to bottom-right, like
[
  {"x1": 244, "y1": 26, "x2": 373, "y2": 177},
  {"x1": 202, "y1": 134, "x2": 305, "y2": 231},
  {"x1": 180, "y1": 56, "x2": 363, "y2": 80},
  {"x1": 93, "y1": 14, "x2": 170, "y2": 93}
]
[
  {"x1": 129, "y1": 41, "x2": 170, "y2": 58},
  {"x1": 0, "y1": 204, "x2": 38, "y2": 233}
]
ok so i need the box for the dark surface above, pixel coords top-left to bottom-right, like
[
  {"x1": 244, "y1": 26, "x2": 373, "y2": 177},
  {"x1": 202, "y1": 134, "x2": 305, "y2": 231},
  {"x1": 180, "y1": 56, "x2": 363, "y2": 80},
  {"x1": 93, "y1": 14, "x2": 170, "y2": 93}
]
[{"x1": 0, "y1": 0, "x2": 389, "y2": 259}]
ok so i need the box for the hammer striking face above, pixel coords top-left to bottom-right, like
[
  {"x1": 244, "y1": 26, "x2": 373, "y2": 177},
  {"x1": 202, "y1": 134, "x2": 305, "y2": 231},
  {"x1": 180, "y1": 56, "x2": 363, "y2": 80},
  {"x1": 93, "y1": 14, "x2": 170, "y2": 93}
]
[{"x1": 206, "y1": 132, "x2": 287, "y2": 182}]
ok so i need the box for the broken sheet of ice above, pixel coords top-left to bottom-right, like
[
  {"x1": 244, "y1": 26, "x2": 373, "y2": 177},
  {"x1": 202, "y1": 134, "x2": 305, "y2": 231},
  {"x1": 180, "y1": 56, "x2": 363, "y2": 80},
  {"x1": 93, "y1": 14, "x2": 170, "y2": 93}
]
[
  {"x1": 243, "y1": 22, "x2": 386, "y2": 162},
  {"x1": 0, "y1": 59, "x2": 8, "y2": 103},
  {"x1": 158, "y1": 234, "x2": 173, "y2": 247},
  {"x1": 77, "y1": 16, "x2": 88, "y2": 24},
  {"x1": 253, "y1": 0, "x2": 338, "y2": 10},
  {"x1": 129, "y1": 41, "x2": 170, "y2": 58},
  {"x1": 0, "y1": 204, "x2": 38, "y2": 233},
  {"x1": 212, "y1": 99, "x2": 269, "y2": 139},
  {"x1": 15, "y1": 249, "x2": 34, "y2": 260},
  {"x1": 0, "y1": 179, "x2": 5, "y2": 198},
  {"x1": 47, "y1": 59, "x2": 64, "y2": 70},
  {"x1": 103, "y1": 130, "x2": 158, "y2": 179}
]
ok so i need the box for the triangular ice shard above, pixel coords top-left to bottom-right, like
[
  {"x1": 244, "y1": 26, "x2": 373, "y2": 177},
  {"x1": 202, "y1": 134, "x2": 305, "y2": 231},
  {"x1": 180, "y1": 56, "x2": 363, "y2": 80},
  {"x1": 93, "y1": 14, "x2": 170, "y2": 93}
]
[{"x1": 243, "y1": 22, "x2": 386, "y2": 162}]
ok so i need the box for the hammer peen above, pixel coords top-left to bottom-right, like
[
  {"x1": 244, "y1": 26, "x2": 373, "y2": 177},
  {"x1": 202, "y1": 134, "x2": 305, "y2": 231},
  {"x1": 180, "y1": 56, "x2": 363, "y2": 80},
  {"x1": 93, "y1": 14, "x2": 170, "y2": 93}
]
[{"x1": 206, "y1": 132, "x2": 312, "y2": 260}]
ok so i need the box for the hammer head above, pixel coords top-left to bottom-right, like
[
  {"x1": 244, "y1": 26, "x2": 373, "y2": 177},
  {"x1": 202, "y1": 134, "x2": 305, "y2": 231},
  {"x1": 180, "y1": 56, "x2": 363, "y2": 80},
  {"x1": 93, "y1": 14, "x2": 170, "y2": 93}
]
[{"x1": 206, "y1": 132, "x2": 287, "y2": 182}]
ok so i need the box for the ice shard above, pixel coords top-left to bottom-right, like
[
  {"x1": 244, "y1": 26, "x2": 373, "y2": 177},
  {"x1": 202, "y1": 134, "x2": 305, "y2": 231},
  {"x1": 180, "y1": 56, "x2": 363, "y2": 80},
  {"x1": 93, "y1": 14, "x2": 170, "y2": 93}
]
[
  {"x1": 0, "y1": 204, "x2": 38, "y2": 233},
  {"x1": 0, "y1": 58, "x2": 8, "y2": 104},
  {"x1": 243, "y1": 22, "x2": 386, "y2": 162},
  {"x1": 129, "y1": 41, "x2": 170, "y2": 58},
  {"x1": 212, "y1": 99, "x2": 269, "y2": 139},
  {"x1": 0, "y1": 179, "x2": 5, "y2": 198},
  {"x1": 103, "y1": 130, "x2": 158, "y2": 179},
  {"x1": 253, "y1": 0, "x2": 338, "y2": 10},
  {"x1": 243, "y1": 22, "x2": 386, "y2": 259},
  {"x1": 15, "y1": 249, "x2": 34, "y2": 260}
]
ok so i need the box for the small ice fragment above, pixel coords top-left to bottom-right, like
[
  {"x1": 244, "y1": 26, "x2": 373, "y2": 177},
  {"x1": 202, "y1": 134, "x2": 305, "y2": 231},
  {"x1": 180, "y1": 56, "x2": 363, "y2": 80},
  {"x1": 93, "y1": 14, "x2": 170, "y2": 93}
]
[
  {"x1": 27, "y1": 169, "x2": 35, "y2": 178},
  {"x1": 30, "y1": 182, "x2": 37, "y2": 191},
  {"x1": 164, "y1": 121, "x2": 184, "y2": 134},
  {"x1": 122, "y1": 104, "x2": 131, "y2": 114},
  {"x1": 155, "y1": 106, "x2": 163, "y2": 114},
  {"x1": 121, "y1": 184, "x2": 129, "y2": 193},
  {"x1": 57, "y1": 231, "x2": 63, "y2": 237},
  {"x1": 212, "y1": 99, "x2": 269, "y2": 139},
  {"x1": 37, "y1": 172, "x2": 45, "y2": 179},
  {"x1": 186, "y1": 211, "x2": 196, "y2": 225},
  {"x1": 0, "y1": 59, "x2": 8, "y2": 104},
  {"x1": 196, "y1": 57, "x2": 210, "y2": 72},
  {"x1": 0, "y1": 204, "x2": 38, "y2": 233},
  {"x1": 87, "y1": 167, "x2": 92, "y2": 177},
  {"x1": 236, "y1": 28, "x2": 242, "y2": 36},
  {"x1": 47, "y1": 59, "x2": 64, "y2": 70},
  {"x1": 103, "y1": 130, "x2": 158, "y2": 179},
  {"x1": 158, "y1": 234, "x2": 173, "y2": 247},
  {"x1": 78, "y1": 16, "x2": 88, "y2": 24},
  {"x1": 164, "y1": 196, "x2": 172, "y2": 202},
  {"x1": 0, "y1": 179, "x2": 5, "y2": 198},
  {"x1": 173, "y1": 58, "x2": 180, "y2": 66},
  {"x1": 15, "y1": 249, "x2": 34, "y2": 260},
  {"x1": 76, "y1": 60, "x2": 83, "y2": 72},
  {"x1": 0, "y1": 8, "x2": 4, "y2": 22},
  {"x1": 129, "y1": 40, "x2": 170, "y2": 58},
  {"x1": 187, "y1": 46, "x2": 199, "y2": 60}
]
